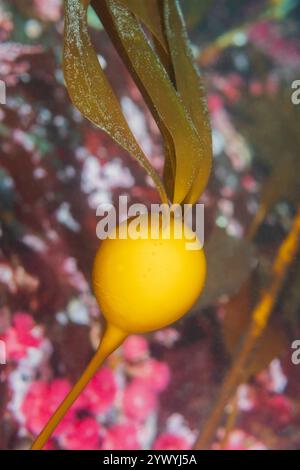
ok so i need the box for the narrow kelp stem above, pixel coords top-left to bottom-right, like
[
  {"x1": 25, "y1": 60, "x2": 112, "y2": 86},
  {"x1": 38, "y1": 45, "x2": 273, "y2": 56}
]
[
  {"x1": 31, "y1": 323, "x2": 127, "y2": 450},
  {"x1": 195, "y1": 206, "x2": 300, "y2": 450}
]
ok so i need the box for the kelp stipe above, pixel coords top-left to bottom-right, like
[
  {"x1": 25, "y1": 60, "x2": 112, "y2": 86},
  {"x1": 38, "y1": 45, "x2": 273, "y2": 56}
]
[{"x1": 31, "y1": 324, "x2": 126, "y2": 450}]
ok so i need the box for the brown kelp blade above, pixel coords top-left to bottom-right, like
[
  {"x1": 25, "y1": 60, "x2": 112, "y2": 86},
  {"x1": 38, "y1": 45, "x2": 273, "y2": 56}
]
[
  {"x1": 63, "y1": 0, "x2": 167, "y2": 203},
  {"x1": 164, "y1": 0, "x2": 212, "y2": 204},
  {"x1": 93, "y1": 0, "x2": 176, "y2": 202},
  {"x1": 106, "y1": 0, "x2": 205, "y2": 204},
  {"x1": 117, "y1": 0, "x2": 168, "y2": 53},
  {"x1": 112, "y1": 0, "x2": 175, "y2": 200}
]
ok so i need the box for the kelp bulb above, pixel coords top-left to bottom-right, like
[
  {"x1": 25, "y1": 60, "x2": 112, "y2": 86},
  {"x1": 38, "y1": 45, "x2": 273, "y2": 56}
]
[{"x1": 92, "y1": 214, "x2": 206, "y2": 333}]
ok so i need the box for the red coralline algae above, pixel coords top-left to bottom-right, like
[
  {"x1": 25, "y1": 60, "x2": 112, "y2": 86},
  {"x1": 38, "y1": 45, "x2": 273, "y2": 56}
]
[
  {"x1": 122, "y1": 379, "x2": 158, "y2": 422},
  {"x1": 132, "y1": 358, "x2": 171, "y2": 393},
  {"x1": 22, "y1": 379, "x2": 71, "y2": 435},
  {"x1": 102, "y1": 423, "x2": 140, "y2": 450},
  {"x1": 122, "y1": 335, "x2": 149, "y2": 363},
  {"x1": 153, "y1": 433, "x2": 191, "y2": 450},
  {"x1": 77, "y1": 366, "x2": 117, "y2": 414},
  {"x1": 1, "y1": 313, "x2": 43, "y2": 360},
  {"x1": 57, "y1": 417, "x2": 101, "y2": 450}
]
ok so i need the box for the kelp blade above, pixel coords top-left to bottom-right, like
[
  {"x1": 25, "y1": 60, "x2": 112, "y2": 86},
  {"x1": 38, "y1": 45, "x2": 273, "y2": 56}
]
[
  {"x1": 106, "y1": 0, "x2": 205, "y2": 204},
  {"x1": 113, "y1": 0, "x2": 176, "y2": 200},
  {"x1": 64, "y1": 0, "x2": 167, "y2": 203},
  {"x1": 116, "y1": 0, "x2": 174, "y2": 80},
  {"x1": 93, "y1": 0, "x2": 176, "y2": 202},
  {"x1": 164, "y1": 0, "x2": 212, "y2": 204},
  {"x1": 117, "y1": 0, "x2": 168, "y2": 52}
]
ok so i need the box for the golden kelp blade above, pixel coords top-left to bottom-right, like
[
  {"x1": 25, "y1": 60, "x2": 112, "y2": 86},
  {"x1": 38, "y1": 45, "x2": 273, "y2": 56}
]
[
  {"x1": 114, "y1": 0, "x2": 176, "y2": 200},
  {"x1": 93, "y1": 0, "x2": 176, "y2": 202},
  {"x1": 164, "y1": 0, "x2": 212, "y2": 204},
  {"x1": 117, "y1": 0, "x2": 168, "y2": 53},
  {"x1": 107, "y1": 0, "x2": 204, "y2": 204},
  {"x1": 64, "y1": 0, "x2": 167, "y2": 203}
]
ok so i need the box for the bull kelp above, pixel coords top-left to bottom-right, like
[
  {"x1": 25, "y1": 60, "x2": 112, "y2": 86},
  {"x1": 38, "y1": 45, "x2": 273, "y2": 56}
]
[{"x1": 31, "y1": 0, "x2": 212, "y2": 450}]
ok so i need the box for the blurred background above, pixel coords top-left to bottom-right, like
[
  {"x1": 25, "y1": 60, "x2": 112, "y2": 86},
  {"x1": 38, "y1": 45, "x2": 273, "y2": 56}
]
[{"x1": 1, "y1": 0, "x2": 300, "y2": 450}]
